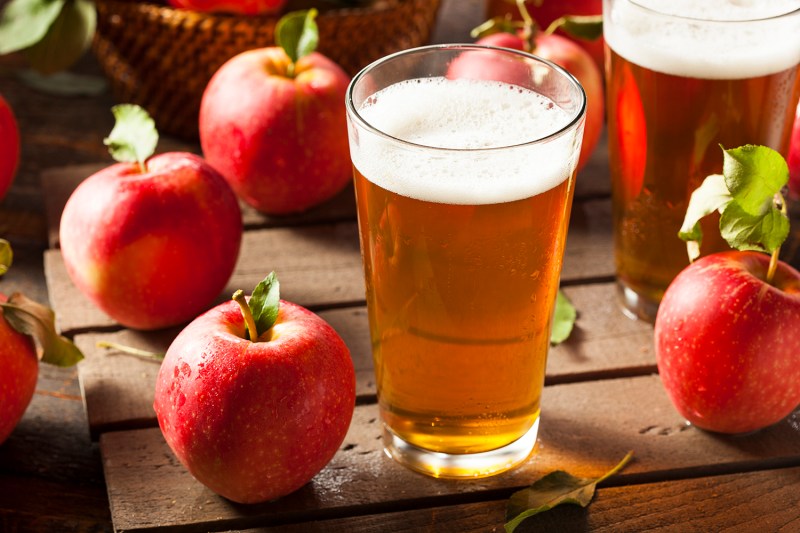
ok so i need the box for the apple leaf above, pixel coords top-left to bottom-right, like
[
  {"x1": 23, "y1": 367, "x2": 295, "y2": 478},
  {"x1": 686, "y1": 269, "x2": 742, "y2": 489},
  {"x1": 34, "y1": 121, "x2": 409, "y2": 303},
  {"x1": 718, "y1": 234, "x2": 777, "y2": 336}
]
[
  {"x1": 103, "y1": 104, "x2": 158, "y2": 171},
  {"x1": 678, "y1": 174, "x2": 732, "y2": 262},
  {"x1": 249, "y1": 272, "x2": 281, "y2": 339},
  {"x1": 0, "y1": 292, "x2": 84, "y2": 367},
  {"x1": 550, "y1": 289, "x2": 576, "y2": 345},
  {"x1": 275, "y1": 8, "x2": 318, "y2": 72},
  {"x1": 0, "y1": 239, "x2": 12, "y2": 276},
  {"x1": 545, "y1": 15, "x2": 603, "y2": 41},
  {"x1": 679, "y1": 145, "x2": 789, "y2": 260},
  {"x1": 23, "y1": 0, "x2": 95, "y2": 75},
  {"x1": 723, "y1": 145, "x2": 788, "y2": 216},
  {"x1": 505, "y1": 451, "x2": 634, "y2": 533},
  {"x1": 0, "y1": 0, "x2": 65, "y2": 55}
]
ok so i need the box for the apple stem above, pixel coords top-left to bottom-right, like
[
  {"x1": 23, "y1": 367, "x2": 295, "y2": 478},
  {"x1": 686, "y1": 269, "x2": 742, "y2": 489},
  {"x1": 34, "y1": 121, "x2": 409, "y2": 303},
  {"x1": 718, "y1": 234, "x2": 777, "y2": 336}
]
[
  {"x1": 766, "y1": 191, "x2": 788, "y2": 285},
  {"x1": 96, "y1": 340, "x2": 165, "y2": 361},
  {"x1": 233, "y1": 289, "x2": 259, "y2": 341},
  {"x1": 516, "y1": 0, "x2": 536, "y2": 52},
  {"x1": 138, "y1": 161, "x2": 148, "y2": 174}
]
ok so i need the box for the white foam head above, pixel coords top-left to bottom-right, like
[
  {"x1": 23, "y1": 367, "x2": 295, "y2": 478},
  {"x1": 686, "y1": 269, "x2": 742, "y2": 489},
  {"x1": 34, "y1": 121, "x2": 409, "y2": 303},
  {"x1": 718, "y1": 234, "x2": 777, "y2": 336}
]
[
  {"x1": 604, "y1": 0, "x2": 800, "y2": 79},
  {"x1": 348, "y1": 77, "x2": 583, "y2": 205}
]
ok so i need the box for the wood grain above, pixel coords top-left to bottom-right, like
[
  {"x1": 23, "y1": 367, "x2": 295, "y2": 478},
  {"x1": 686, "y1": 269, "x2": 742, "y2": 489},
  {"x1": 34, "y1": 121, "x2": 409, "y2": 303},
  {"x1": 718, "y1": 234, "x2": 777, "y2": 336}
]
[
  {"x1": 100, "y1": 375, "x2": 800, "y2": 531},
  {"x1": 248, "y1": 466, "x2": 800, "y2": 532}
]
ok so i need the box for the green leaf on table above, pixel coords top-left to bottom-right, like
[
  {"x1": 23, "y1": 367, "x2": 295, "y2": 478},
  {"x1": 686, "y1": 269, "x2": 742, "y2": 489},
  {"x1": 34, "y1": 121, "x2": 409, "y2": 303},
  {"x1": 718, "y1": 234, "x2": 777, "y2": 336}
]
[
  {"x1": 249, "y1": 272, "x2": 281, "y2": 338},
  {"x1": 24, "y1": 0, "x2": 95, "y2": 74},
  {"x1": 546, "y1": 15, "x2": 603, "y2": 41},
  {"x1": 679, "y1": 145, "x2": 789, "y2": 260},
  {"x1": 550, "y1": 289, "x2": 576, "y2": 345},
  {"x1": 0, "y1": 239, "x2": 12, "y2": 276},
  {"x1": 505, "y1": 451, "x2": 634, "y2": 533},
  {"x1": 275, "y1": 9, "x2": 319, "y2": 67},
  {"x1": 678, "y1": 174, "x2": 732, "y2": 261},
  {"x1": 0, "y1": 0, "x2": 65, "y2": 55},
  {"x1": 0, "y1": 292, "x2": 84, "y2": 367},
  {"x1": 103, "y1": 104, "x2": 158, "y2": 169}
]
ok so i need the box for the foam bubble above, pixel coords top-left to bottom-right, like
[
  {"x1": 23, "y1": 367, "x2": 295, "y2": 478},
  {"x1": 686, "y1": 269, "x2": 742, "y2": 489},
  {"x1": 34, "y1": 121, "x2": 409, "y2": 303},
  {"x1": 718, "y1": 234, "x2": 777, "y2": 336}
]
[
  {"x1": 350, "y1": 78, "x2": 582, "y2": 205},
  {"x1": 604, "y1": 0, "x2": 800, "y2": 79}
]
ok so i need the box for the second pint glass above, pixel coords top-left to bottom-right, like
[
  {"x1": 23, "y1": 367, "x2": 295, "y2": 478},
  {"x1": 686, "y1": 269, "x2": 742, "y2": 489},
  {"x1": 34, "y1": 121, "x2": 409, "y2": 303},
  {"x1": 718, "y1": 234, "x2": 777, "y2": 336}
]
[
  {"x1": 345, "y1": 45, "x2": 586, "y2": 478},
  {"x1": 604, "y1": 0, "x2": 800, "y2": 321}
]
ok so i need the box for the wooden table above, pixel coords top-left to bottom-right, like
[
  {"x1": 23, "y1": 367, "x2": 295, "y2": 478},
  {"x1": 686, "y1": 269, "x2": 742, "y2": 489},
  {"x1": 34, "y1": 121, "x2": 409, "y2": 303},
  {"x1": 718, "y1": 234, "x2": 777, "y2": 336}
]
[{"x1": 3, "y1": 1, "x2": 800, "y2": 531}]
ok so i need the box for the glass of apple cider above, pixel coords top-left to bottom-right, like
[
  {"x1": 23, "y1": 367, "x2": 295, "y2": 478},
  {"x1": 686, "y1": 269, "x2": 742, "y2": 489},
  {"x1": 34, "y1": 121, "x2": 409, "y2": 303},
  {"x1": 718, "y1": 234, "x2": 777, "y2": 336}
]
[
  {"x1": 604, "y1": 0, "x2": 800, "y2": 322},
  {"x1": 345, "y1": 44, "x2": 586, "y2": 478}
]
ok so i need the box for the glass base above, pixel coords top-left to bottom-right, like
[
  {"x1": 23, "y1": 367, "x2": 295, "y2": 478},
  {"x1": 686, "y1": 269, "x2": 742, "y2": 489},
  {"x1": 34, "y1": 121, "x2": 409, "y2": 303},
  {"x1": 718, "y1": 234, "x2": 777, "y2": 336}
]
[
  {"x1": 382, "y1": 418, "x2": 539, "y2": 479},
  {"x1": 617, "y1": 281, "x2": 660, "y2": 323}
]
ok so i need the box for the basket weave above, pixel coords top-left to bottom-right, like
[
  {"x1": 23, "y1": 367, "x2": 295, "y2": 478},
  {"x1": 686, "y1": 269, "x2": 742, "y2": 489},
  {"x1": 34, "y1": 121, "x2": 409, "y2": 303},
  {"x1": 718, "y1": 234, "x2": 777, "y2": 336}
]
[{"x1": 92, "y1": 0, "x2": 441, "y2": 139}]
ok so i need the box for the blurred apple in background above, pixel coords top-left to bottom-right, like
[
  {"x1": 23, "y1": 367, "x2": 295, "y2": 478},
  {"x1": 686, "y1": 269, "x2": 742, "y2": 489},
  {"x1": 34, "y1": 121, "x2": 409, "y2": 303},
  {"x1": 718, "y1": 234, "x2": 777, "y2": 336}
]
[
  {"x1": 485, "y1": 0, "x2": 604, "y2": 72},
  {"x1": 60, "y1": 105, "x2": 242, "y2": 330},
  {"x1": 788, "y1": 102, "x2": 800, "y2": 200},
  {"x1": 450, "y1": 30, "x2": 603, "y2": 173},
  {"x1": 166, "y1": 0, "x2": 287, "y2": 15},
  {"x1": 154, "y1": 273, "x2": 355, "y2": 503},
  {"x1": 0, "y1": 93, "x2": 20, "y2": 203},
  {"x1": 199, "y1": 9, "x2": 351, "y2": 215}
]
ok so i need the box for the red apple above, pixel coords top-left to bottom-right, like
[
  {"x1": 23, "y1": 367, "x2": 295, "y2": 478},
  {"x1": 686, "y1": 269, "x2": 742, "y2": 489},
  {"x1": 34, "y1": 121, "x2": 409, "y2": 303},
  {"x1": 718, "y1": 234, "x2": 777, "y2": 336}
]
[
  {"x1": 655, "y1": 251, "x2": 800, "y2": 434},
  {"x1": 199, "y1": 47, "x2": 351, "y2": 215},
  {"x1": 166, "y1": 0, "x2": 286, "y2": 15},
  {"x1": 788, "y1": 101, "x2": 800, "y2": 200},
  {"x1": 59, "y1": 152, "x2": 243, "y2": 330},
  {"x1": 485, "y1": 0, "x2": 604, "y2": 72},
  {"x1": 0, "y1": 293, "x2": 37, "y2": 445},
  {"x1": 450, "y1": 32, "x2": 604, "y2": 172},
  {"x1": 153, "y1": 276, "x2": 355, "y2": 504},
  {"x1": 0, "y1": 93, "x2": 20, "y2": 202}
]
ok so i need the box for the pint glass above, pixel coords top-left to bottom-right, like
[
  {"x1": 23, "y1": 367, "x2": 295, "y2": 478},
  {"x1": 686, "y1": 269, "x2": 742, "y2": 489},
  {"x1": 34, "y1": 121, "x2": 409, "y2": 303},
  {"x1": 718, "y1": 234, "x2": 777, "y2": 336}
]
[
  {"x1": 345, "y1": 45, "x2": 586, "y2": 478},
  {"x1": 604, "y1": 0, "x2": 800, "y2": 321}
]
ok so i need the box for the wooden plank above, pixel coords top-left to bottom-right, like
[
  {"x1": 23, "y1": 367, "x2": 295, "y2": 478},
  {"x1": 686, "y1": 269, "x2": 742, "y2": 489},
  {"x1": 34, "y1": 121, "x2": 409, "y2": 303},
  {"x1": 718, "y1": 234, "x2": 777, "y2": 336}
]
[
  {"x1": 75, "y1": 282, "x2": 651, "y2": 439},
  {"x1": 0, "y1": 474, "x2": 112, "y2": 533},
  {"x1": 248, "y1": 466, "x2": 800, "y2": 532},
  {"x1": 100, "y1": 374, "x2": 800, "y2": 532}
]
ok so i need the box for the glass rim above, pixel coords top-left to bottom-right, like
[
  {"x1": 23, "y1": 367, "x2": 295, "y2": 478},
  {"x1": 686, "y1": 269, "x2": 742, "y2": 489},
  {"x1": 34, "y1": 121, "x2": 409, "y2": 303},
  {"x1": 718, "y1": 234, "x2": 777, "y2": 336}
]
[
  {"x1": 345, "y1": 43, "x2": 587, "y2": 154},
  {"x1": 627, "y1": 0, "x2": 800, "y2": 23}
]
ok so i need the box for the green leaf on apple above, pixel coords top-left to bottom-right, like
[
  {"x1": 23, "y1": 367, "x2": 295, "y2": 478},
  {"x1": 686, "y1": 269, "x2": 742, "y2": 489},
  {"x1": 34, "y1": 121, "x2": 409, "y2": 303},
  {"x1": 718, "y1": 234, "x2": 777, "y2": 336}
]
[
  {"x1": 275, "y1": 8, "x2": 318, "y2": 76},
  {"x1": 0, "y1": 292, "x2": 84, "y2": 367},
  {"x1": 103, "y1": 104, "x2": 158, "y2": 172},
  {"x1": 0, "y1": 0, "x2": 66, "y2": 55},
  {"x1": 233, "y1": 272, "x2": 281, "y2": 342},
  {"x1": 249, "y1": 271, "x2": 281, "y2": 338},
  {"x1": 0, "y1": 239, "x2": 12, "y2": 276},
  {"x1": 550, "y1": 289, "x2": 575, "y2": 345},
  {"x1": 680, "y1": 145, "x2": 789, "y2": 263},
  {"x1": 545, "y1": 15, "x2": 603, "y2": 41},
  {"x1": 505, "y1": 451, "x2": 634, "y2": 533}
]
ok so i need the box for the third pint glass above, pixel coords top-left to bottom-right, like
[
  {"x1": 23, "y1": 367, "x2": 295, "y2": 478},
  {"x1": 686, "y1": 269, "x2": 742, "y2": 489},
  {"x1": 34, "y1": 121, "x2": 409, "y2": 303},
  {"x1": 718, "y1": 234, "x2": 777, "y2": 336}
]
[
  {"x1": 604, "y1": 0, "x2": 800, "y2": 321},
  {"x1": 345, "y1": 45, "x2": 586, "y2": 478}
]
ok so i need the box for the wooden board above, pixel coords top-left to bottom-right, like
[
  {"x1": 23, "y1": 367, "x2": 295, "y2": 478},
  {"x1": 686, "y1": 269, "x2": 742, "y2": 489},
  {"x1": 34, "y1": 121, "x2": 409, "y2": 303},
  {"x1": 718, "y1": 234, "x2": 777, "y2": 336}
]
[{"x1": 99, "y1": 375, "x2": 800, "y2": 532}]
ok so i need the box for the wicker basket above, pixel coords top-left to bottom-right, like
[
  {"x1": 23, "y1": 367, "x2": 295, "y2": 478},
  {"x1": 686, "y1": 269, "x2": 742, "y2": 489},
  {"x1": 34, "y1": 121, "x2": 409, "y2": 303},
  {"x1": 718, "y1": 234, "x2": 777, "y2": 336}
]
[{"x1": 91, "y1": 0, "x2": 441, "y2": 139}]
